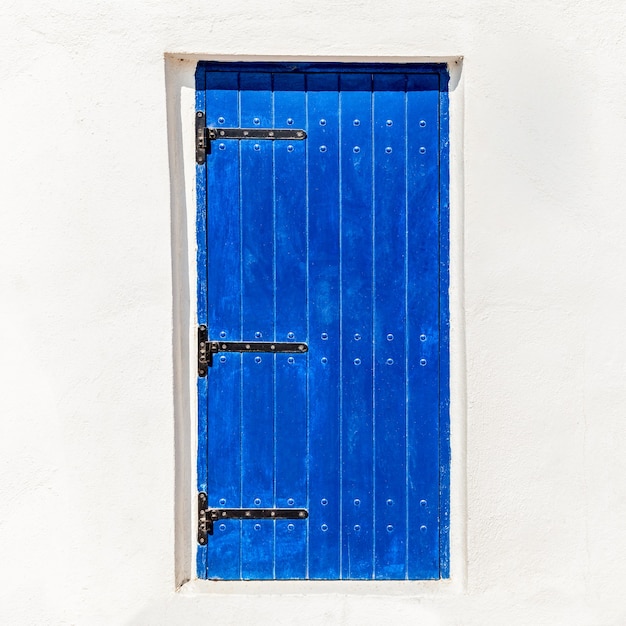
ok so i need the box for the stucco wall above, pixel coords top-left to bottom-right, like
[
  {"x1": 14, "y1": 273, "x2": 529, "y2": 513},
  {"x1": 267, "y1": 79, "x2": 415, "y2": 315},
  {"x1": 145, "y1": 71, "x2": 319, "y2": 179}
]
[{"x1": 1, "y1": 1, "x2": 625, "y2": 624}]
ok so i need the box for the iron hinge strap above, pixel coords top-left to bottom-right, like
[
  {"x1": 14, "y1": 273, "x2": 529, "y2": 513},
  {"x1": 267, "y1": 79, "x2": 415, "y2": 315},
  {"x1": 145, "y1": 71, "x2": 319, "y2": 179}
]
[
  {"x1": 195, "y1": 111, "x2": 307, "y2": 164},
  {"x1": 198, "y1": 493, "x2": 309, "y2": 544},
  {"x1": 198, "y1": 326, "x2": 308, "y2": 376},
  {"x1": 206, "y1": 127, "x2": 307, "y2": 140}
]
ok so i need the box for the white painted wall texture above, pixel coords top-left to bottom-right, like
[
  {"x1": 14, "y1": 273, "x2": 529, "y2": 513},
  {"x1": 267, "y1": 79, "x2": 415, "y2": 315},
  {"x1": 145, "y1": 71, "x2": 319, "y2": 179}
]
[{"x1": 1, "y1": 1, "x2": 625, "y2": 624}]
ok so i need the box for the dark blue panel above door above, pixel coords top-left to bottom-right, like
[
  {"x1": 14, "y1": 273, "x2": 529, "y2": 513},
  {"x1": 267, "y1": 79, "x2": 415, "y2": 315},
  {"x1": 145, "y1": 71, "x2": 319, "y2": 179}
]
[{"x1": 196, "y1": 62, "x2": 450, "y2": 580}]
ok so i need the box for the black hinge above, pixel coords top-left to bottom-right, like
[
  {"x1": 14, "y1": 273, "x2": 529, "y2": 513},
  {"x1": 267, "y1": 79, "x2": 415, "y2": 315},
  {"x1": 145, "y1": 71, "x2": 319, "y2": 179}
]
[
  {"x1": 198, "y1": 492, "x2": 308, "y2": 544},
  {"x1": 196, "y1": 111, "x2": 307, "y2": 165},
  {"x1": 198, "y1": 326, "x2": 308, "y2": 376},
  {"x1": 196, "y1": 111, "x2": 208, "y2": 165}
]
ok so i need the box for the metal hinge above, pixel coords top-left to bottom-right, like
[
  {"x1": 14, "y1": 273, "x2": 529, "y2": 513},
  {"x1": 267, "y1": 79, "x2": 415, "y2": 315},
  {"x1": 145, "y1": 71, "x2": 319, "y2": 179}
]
[
  {"x1": 195, "y1": 111, "x2": 307, "y2": 164},
  {"x1": 198, "y1": 492, "x2": 308, "y2": 544},
  {"x1": 198, "y1": 325, "x2": 308, "y2": 376}
]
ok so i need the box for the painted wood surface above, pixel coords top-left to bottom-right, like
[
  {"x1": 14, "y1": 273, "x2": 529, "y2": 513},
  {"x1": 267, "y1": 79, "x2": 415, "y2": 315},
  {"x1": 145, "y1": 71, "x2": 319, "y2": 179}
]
[{"x1": 196, "y1": 62, "x2": 449, "y2": 580}]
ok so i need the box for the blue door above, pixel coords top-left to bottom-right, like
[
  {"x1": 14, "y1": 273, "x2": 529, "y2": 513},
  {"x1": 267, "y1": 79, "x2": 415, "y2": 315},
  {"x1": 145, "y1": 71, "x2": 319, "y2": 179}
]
[{"x1": 196, "y1": 62, "x2": 449, "y2": 580}]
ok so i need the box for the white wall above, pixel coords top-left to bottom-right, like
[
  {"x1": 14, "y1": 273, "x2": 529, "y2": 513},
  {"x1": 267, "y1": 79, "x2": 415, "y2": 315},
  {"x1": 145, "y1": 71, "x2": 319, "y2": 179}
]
[{"x1": 1, "y1": 1, "x2": 625, "y2": 624}]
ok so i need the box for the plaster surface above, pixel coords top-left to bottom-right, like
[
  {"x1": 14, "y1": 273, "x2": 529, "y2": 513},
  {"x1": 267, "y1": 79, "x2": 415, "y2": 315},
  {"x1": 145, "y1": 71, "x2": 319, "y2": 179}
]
[{"x1": 1, "y1": 1, "x2": 625, "y2": 624}]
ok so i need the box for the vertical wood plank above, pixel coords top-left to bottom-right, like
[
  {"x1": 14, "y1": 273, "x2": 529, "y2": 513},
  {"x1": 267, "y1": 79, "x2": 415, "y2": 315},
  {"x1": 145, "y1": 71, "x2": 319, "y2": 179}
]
[
  {"x1": 273, "y1": 72, "x2": 308, "y2": 579},
  {"x1": 438, "y1": 70, "x2": 451, "y2": 579},
  {"x1": 204, "y1": 70, "x2": 243, "y2": 580},
  {"x1": 372, "y1": 73, "x2": 408, "y2": 579},
  {"x1": 340, "y1": 72, "x2": 374, "y2": 579},
  {"x1": 306, "y1": 72, "x2": 342, "y2": 579},
  {"x1": 239, "y1": 72, "x2": 275, "y2": 579},
  {"x1": 406, "y1": 73, "x2": 441, "y2": 580},
  {"x1": 195, "y1": 66, "x2": 209, "y2": 579}
]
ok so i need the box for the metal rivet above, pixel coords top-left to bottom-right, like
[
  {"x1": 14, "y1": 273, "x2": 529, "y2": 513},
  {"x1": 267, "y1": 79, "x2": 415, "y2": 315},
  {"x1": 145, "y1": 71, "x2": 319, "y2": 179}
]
[
  {"x1": 320, "y1": 145, "x2": 327, "y2": 153},
  {"x1": 254, "y1": 498, "x2": 261, "y2": 505},
  {"x1": 420, "y1": 334, "x2": 427, "y2": 341},
  {"x1": 319, "y1": 119, "x2": 327, "y2": 126},
  {"x1": 270, "y1": 511, "x2": 276, "y2": 517},
  {"x1": 196, "y1": 111, "x2": 203, "y2": 118},
  {"x1": 387, "y1": 333, "x2": 394, "y2": 341},
  {"x1": 220, "y1": 331, "x2": 227, "y2": 338},
  {"x1": 420, "y1": 499, "x2": 427, "y2": 507},
  {"x1": 321, "y1": 498, "x2": 328, "y2": 506},
  {"x1": 386, "y1": 119, "x2": 393, "y2": 126},
  {"x1": 354, "y1": 525, "x2": 361, "y2": 531},
  {"x1": 387, "y1": 499, "x2": 393, "y2": 506},
  {"x1": 419, "y1": 147, "x2": 426, "y2": 154},
  {"x1": 218, "y1": 116, "x2": 225, "y2": 124},
  {"x1": 296, "y1": 131, "x2": 303, "y2": 137},
  {"x1": 321, "y1": 332, "x2": 328, "y2": 340},
  {"x1": 218, "y1": 143, "x2": 226, "y2": 150},
  {"x1": 354, "y1": 499, "x2": 360, "y2": 506},
  {"x1": 287, "y1": 498, "x2": 295, "y2": 506},
  {"x1": 354, "y1": 358, "x2": 361, "y2": 365},
  {"x1": 321, "y1": 524, "x2": 328, "y2": 532},
  {"x1": 387, "y1": 525, "x2": 394, "y2": 533},
  {"x1": 287, "y1": 145, "x2": 294, "y2": 152},
  {"x1": 321, "y1": 357, "x2": 328, "y2": 364},
  {"x1": 219, "y1": 524, "x2": 226, "y2": 532},
  {"x1": 298, "y1": 344, "x2": 306, "y2": 351},
  {"x1": 242, "y1": 130, "x2": 249, "y2": 136},
  {"x1": 287, "y1": 332, "x2": 295, "y2": 339},
  {"x1": 419, "y1": 120, "x2": 426, "y2": 127},
  {"x1": 420, "y1": 359, "x2": 427, "y2": 366},
  {"x1": 219, "y1": 498, "x2": 226, "y2": 505},
  {"x1": 386, "y1": 358, "x2": 393, "y2": 365},
  {"x1": 420, "y1": 525, "x2": 427, "y2": 533},
  {"x1": 353, "y1": 146, "x2": 360, "y2": 153},
  {"x1": 270, "y1": 345, "x2": 276, "y2": 350},
  {"x1": 253, "y1": 117, "x2": 260, "y2": 125},
  {"x1": 287, "y1": 523, "x2": 295, "y2": 531},
  {"x1": 254, "y1": 144, "x2": 261, "y2": 151},
  {"x1": 288, "y1": 357, "x2": 295, "y2": 364},
  {"x1": 245, "y1": 511, "x2": 251, "y2": 517},
  {"x1": 245, "y1": 344, "x2": 251, "y2": 349},
  {"x1": 385, "y1": 147, "x2": 392, "y2": 154},
  {"x1": 220, "y1": 356, "x2": 226, "y2": 363},
  {"x1": 287, "y1": 118, "x2": 294, "y2": 125},
  {"x1": 255, "y1": 332, "x2": 262, "y2": 338},
  {"x1": 354, "y1": 333, "x2": 362, "y2": 341},
  {"x1": 221, "y1": 344, "x2": 227, "y2": 350},
  {"x1": 254, "y1": 524, "x2": 261, "y2": 531},
  {"x1": 353, "y1": 119, "x2": 360, "y2": 126},
  {"x1": 255, "y1": 356, "x2": 262, "y2": 364},
  {"x1": 298, "y1": 511, "x2": 305, "y2": 517}
]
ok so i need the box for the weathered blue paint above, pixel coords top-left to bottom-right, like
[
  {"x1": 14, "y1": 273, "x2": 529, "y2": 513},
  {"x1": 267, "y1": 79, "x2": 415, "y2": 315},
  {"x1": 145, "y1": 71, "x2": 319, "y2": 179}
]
[
  {"x1": 438, "y1": 72, "x2": 451, "y2": 579},
  {"x1": 196, "y1": 62, "x2": 449, "y2": 580},
  {"x1": 195, "y1": 69, "x2": 209, "y2": 578}
]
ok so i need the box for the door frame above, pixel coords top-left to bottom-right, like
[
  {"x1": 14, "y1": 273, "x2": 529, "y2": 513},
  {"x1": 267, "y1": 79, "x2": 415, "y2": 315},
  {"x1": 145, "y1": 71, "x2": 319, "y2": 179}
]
[{"x1": 192, "y1": 60, "x2": 451, "y2": 580}]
